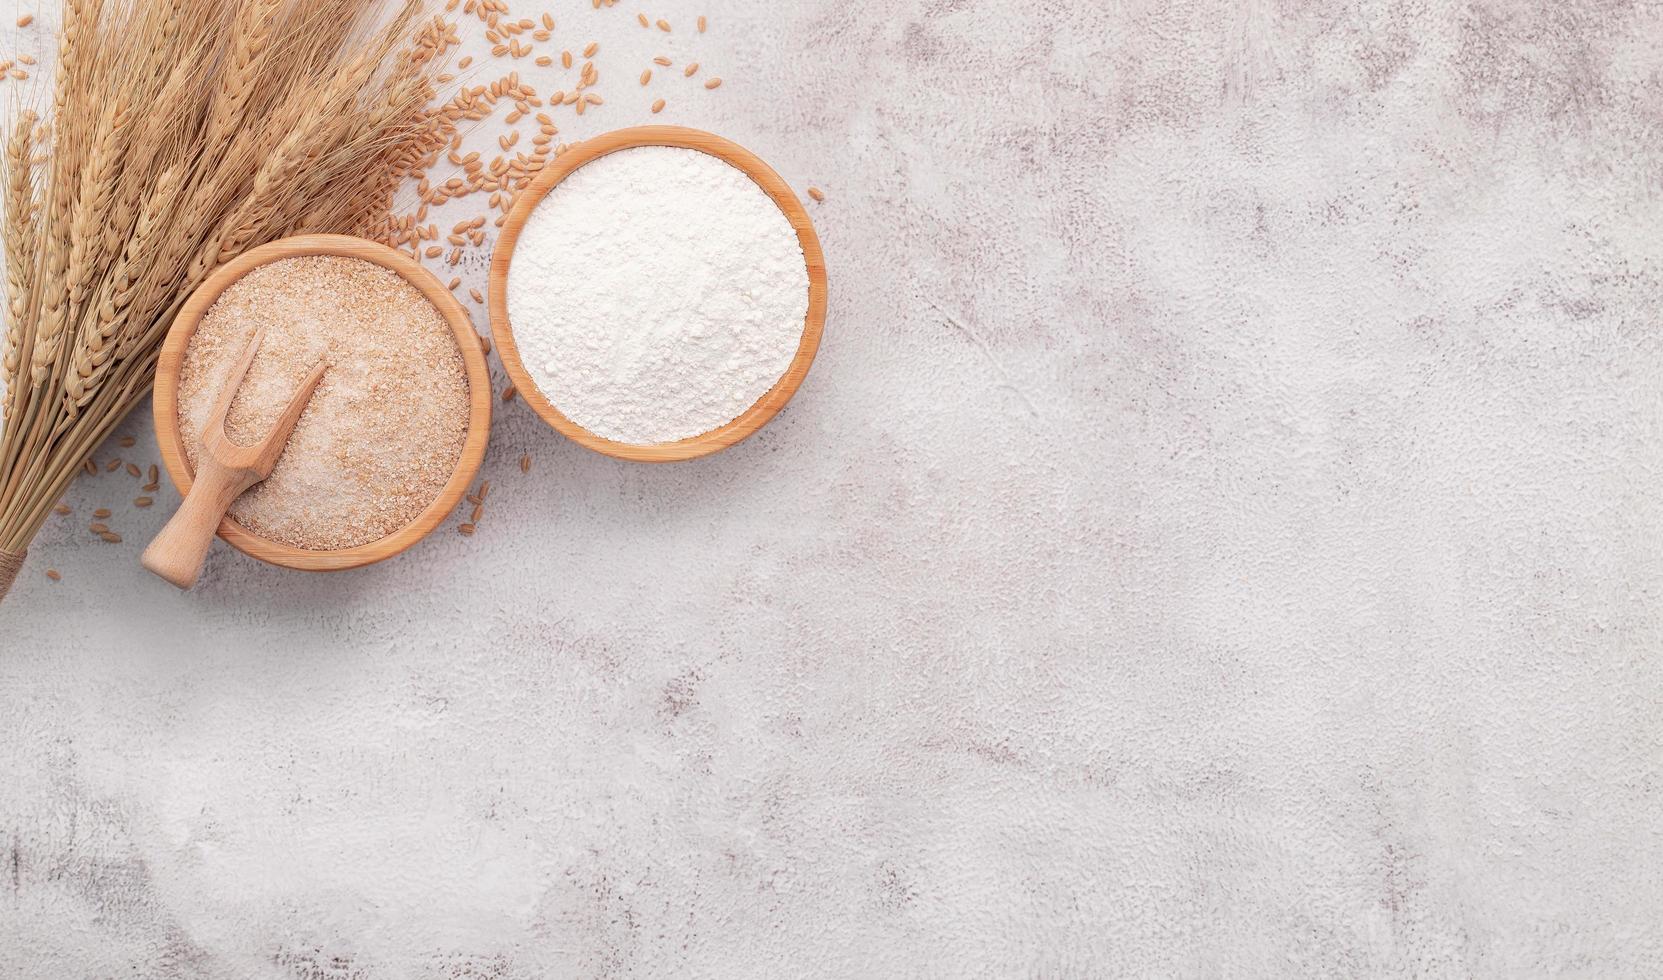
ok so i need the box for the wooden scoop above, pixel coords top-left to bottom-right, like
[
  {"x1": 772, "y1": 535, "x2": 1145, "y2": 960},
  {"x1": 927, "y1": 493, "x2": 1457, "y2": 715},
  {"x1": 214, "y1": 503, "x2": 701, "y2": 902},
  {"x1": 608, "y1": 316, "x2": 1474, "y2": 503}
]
[{"x1": 141, "y1": 326, "x2": 325, "y2": 589}]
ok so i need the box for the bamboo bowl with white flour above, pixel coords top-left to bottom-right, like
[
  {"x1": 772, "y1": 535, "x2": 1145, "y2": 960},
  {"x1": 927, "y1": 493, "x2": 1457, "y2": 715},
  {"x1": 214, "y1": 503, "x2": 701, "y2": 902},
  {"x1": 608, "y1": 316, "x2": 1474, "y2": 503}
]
[
  {"x1": 153, "y1": 235, "x2": 492, "y2": 572},
  {"x1": 489, "y1": 126, "x2": 828, "y2": 462}
]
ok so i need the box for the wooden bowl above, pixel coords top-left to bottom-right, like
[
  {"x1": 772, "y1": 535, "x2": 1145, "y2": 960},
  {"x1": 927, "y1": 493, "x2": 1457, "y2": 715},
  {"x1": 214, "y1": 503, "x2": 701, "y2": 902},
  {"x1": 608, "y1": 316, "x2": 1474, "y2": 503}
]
[
  {"x1": 152, "y1": 234, "x2": 492, "y2": 572},
  {"x1": 489, "y1": 126, "x2": 827, "y2": 463}
]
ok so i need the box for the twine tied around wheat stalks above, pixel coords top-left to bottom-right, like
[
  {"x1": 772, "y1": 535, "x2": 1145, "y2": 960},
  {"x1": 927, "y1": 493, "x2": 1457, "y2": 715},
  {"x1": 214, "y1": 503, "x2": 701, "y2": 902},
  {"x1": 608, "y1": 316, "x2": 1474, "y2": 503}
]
[{"x1": 0, "y1": 548, "x2": 24, "y2": 599}]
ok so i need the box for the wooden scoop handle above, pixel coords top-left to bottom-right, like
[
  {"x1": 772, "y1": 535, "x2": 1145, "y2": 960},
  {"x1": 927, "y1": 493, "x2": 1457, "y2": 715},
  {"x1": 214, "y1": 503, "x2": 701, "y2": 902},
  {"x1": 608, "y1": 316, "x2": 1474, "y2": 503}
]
[{"x1": 140, "y1": 454, "x2": 263, "y2": 590}]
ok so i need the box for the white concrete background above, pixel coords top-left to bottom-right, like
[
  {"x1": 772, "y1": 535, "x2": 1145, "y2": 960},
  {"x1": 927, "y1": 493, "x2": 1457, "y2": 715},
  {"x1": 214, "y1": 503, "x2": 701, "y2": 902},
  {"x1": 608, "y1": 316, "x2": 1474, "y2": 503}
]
[{"x1": 3, "y1": 0, "x2": 1663, "y2": 976}]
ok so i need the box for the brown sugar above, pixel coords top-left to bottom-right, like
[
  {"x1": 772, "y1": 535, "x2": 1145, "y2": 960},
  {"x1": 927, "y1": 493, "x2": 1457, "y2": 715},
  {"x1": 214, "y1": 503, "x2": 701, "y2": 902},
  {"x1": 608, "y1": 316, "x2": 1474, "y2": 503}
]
[{"x1": 177, "y1": 256, "x2": 468, "y2": 551}]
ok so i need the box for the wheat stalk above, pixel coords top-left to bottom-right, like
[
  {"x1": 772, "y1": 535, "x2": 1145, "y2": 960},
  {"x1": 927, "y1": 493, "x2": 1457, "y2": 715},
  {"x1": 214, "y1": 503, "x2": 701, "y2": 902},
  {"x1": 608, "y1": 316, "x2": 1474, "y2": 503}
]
[{"x1": 0, "y1": 0, "x2": 457, "y2": 597}]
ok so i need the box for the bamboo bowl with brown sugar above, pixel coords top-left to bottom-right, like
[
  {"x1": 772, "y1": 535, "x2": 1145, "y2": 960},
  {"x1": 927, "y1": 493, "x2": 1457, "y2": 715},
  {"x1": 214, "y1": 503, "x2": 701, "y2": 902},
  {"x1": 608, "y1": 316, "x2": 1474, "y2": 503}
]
[
  {"x1": 489, "y1": 126, "x2": 828, "y2": 463},
  {"x1": 152, "y1": 234, "x2": 492, "y2": 572}
]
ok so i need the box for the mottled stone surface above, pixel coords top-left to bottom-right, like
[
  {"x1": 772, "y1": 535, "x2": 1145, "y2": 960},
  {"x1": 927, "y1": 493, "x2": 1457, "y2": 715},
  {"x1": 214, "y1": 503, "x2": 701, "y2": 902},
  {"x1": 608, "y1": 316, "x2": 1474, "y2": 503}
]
[{"x1": 3, "y1": 0, "x2": 1663, "y2": 976}]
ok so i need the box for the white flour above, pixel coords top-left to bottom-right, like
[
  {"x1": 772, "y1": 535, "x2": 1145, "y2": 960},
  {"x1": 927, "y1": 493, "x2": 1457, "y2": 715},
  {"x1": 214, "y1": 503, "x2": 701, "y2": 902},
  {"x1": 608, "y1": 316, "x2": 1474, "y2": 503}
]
[{"x1": 506, "y1": 145, "x2": 810, "y2": 445}]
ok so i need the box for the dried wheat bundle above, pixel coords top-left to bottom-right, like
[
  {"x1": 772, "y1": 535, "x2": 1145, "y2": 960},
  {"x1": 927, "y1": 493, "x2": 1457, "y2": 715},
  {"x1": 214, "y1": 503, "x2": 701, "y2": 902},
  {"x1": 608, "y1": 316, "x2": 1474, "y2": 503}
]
[{"x1": 0, "y1": 0, "x2": 462, "y2": 599}]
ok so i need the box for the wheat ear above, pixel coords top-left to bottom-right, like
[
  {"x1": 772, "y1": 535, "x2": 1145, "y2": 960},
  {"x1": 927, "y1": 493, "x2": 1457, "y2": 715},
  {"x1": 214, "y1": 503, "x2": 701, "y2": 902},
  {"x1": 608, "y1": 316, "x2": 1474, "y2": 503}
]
[{"x1": 2, "y1": 112, "x2": 39, "y2": 401}]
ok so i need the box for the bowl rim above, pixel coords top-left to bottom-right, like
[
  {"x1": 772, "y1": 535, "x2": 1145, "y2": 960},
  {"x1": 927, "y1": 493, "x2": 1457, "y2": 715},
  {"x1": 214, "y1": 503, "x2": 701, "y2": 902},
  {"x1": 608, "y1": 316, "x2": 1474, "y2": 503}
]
[
  {"x1": 151, "y1": 233, "x2": 492, "y2": 571},
  {"x1": 488, "y1": 125, "x2": 828, "y2": 463}
]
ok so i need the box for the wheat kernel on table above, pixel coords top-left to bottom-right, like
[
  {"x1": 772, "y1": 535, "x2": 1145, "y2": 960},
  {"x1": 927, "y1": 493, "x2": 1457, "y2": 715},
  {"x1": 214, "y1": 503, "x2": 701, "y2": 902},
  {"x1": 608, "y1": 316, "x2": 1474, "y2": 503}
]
[
  {"x1": 502, "y1": 385, "x2": 517, "y2": 402},
  {"x1": 134, "y1": 496, "x2": 153, "y2": 507},
  {"x1": 808, "y1": 186, "x2": 826, "y2": 202},
  {"x1": 651, "y1": 98, "x2": 666, "y2": 113},
  {"x1": 520, "y1": 453, "x2": 531, "y2": 473},
  {"x1": 16, "y1": 14, "x2": 32, "y2": 27},
  {"x1": 705, "y1": 77, "x2": 722, "y2": 89},
  {"x1": 45, "y1": 569, "x2": 60, "y2": 581},
  {"x1": 118, "y1": 435, "x2": 135, "y2": 447},
  {"x1": 93, "y1": 508, "x2": 111, "y2": 519},
  {"x1": 54, "y1": 503, "x2": 70, "y2": 515},
  {"x1": 698, "y1": 15, "x2": 707, "y2": 32},
  {"x1": 657, "y1": 18, "x2": 671, "y2": 31}
]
